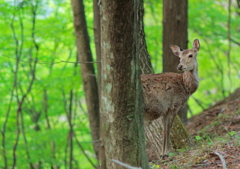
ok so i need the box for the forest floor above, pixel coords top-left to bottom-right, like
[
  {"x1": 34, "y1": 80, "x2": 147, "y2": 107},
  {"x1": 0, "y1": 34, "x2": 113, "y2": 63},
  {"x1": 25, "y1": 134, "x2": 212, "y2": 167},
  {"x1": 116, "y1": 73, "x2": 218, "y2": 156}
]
[{"x1": 152, "y1": 89, "x2": 240, "y2": 169}]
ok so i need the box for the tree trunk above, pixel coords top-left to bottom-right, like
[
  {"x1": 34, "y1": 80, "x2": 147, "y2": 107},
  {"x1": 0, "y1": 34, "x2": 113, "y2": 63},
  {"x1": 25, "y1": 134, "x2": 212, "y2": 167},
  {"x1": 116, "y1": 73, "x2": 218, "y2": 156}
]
[
  {"x1": 162, "y1": 0, "x2": 188, "y2": 124},
  {"x1": 101, "y1": 0, "x2": 149, "y2": 168},
  {"x1": 93, "y1": 0, "x2": 106, "y2": 168},
  {"x1": 70, "y1": 0, "x2": 100, "y2": 159},
  {"x1": 93, "y1": 0, "x2": 101, "y2": 91},
  {"x1": 138, "y1": 0, "x2": 193, "y2": 160}
]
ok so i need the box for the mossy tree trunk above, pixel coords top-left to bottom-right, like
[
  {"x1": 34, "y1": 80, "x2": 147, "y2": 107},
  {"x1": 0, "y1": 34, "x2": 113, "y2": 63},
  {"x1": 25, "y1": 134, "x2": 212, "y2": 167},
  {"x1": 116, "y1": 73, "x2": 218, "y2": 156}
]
[{"x1": 100, "y1": 0, "x2": 149, "y2": 168}]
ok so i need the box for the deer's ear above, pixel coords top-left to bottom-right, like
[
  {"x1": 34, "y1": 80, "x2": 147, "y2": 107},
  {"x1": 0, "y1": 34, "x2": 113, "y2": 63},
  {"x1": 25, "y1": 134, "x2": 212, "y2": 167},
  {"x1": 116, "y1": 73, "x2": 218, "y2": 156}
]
[
  {"x1": 193, "y1": 39, "x2": 200, "y2": 51},
  {"x1": 169, "y1": 45, "x2": 182, "y2": 56}
]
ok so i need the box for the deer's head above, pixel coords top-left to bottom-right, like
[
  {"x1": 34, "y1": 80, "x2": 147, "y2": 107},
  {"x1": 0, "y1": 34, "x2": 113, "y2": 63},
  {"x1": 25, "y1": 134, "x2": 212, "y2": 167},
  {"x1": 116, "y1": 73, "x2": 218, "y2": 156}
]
[{"x1": 170, "y1": 39, "x2": 200, "y2": 72}]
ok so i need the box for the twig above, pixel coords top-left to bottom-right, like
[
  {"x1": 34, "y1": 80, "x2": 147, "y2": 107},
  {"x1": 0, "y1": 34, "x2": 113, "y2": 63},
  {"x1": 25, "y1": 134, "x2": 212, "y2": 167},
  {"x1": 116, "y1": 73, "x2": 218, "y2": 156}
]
[
  {"x1": 214, "y1": 151, "x2": 227, "y2": 169},
  {"x1": 11, "y1": 3, "x2": 23, "y2": 167},
  {"x1": 67, "y1": 90, "x2": 74, "y2": 169},
  {"x1": 230, "y1": 38, "x2": 240, "y2": 46},
  {"x1": 75, "y1": 140, "x2": 101, "y2": 143},
  {"x1": 74, "y1": 134, "x2": 97, "y2": 169},
  {"x1": 191, "y1": 96, "x2": 206, "y2": 110},
  {"x1": 112, "y1": 159, "x2": 142, "y2": 169},
  {"x1": 1, "y1": 54, "x2": 101, "y2": 65},
  {"x1": 203, "y1": 39, "x2": 226, "y2": 97},
  {"x1": 61, "y1": 60, "x2": 101, "y2": 64}
]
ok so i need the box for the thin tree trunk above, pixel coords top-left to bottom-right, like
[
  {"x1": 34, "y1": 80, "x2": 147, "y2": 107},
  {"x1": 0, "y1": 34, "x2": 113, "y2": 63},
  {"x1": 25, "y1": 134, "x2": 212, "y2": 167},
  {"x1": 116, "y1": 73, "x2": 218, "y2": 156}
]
[
  {"x1": 68, "y1": 90, "x2": 74, "y2": 169},
  {"x1": 10, "y1": 8, "x2": 22, "y2": 169},
  {"x1": 1, "y1": 26, "x2": 18, "y2": 168},
  {"x1": 93, "y1": 0, "x2": 101, "y2": 86},
  {"x1": 101, "y1": 0, "x2": 149, "y2": 168},
  {"x1": 163, "y1": 0, "x2": 188, "y2": 124},
  {"x1": 20, "y1": 107, "x2": 34, "y2": 169},
  {"x1": 12, "y1": 3, "x2": 39, "y2": 166},
  {"x1": 74, "y1": 133, "x2": 97, "y2": 168},
  {"x1": 70, "y1": 0, "x2": 100, "y2": 159},
  {"x1": 162, "y1": 0, "x2": 188, "y2": 72},
  {"x1": 93, "y1": 1, "x2": 106, "y2": 168},
  {"x1": 43, "y1": 90, "x2": 59, "y2": 169}
]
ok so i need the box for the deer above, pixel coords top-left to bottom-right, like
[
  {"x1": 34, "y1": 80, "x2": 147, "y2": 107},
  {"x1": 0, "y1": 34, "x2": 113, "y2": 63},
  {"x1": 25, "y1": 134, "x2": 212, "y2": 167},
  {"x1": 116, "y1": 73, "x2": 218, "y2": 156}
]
[{"x1": 141, "y1": 39, "x2": 200, "y2": 158}]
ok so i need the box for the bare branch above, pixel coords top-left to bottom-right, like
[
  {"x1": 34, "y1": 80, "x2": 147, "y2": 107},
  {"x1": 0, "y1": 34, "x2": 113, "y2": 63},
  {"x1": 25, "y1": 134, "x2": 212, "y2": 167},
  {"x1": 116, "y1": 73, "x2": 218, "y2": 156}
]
[
  {"x1": 203, "y1": 38, "x2": 226, "y2": 97},
  {"x1": 11, "y1": 6, "x2": 23, "y2": 168},
  {"x1": 68, "y1": 90, "x2": 74, "y2": 169},
  {"x1": 230, "y1": 38, "x2": 240, "y2": 46},
  {"x1": 12, "y1": 1, "x2": 39, "y2": 167},
  {"x1": 20, "y1": 106, "x2": 34, "y2": 169},
  {"x1": 214, "y1": 151, "x2": 228, "y2": 169},
  {"x1": 191, "y1": 96, "x2": 206, "y2": 110},
  {"x1": 112, "y1": 159, "x2": 142, "y2": 169},
  {"x1": 1, "y1": 54, "x2": 101, "y2": 65},
  {"x1": 74, "y1": 134, "x2": 97, "y2": 169},
  {"x1": 61, "y1": 60, "x2": 101, "y2": 64}
]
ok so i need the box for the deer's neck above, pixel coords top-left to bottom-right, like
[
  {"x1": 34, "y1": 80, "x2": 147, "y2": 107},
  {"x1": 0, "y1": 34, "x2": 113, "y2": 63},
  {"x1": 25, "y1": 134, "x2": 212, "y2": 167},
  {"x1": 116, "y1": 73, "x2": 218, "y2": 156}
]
[{"x1": 183, "y1": 66, "x2": 199, "y2": 94}]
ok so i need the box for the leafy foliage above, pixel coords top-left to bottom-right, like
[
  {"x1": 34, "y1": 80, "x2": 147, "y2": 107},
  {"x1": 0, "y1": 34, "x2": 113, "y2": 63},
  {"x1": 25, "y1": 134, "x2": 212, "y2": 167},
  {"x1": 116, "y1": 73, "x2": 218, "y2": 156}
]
[{"x1": 0, "y1": 0, "x2": 95, "y2": 168}]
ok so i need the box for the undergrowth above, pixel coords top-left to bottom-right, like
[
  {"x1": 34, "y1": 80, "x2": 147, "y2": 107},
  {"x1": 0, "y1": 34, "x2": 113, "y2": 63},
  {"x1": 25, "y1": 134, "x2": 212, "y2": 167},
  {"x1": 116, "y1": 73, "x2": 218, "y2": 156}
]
[{"x1": 149, "y1": 131, "x2": 240, "y2": 169}]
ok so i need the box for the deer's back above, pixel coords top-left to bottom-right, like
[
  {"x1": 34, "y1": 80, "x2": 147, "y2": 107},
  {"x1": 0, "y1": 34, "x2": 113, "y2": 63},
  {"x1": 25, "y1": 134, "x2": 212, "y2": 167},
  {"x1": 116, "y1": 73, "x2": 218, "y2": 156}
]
[{"x1": 141, "y1": 72, "x2": 190, "y2": 120}]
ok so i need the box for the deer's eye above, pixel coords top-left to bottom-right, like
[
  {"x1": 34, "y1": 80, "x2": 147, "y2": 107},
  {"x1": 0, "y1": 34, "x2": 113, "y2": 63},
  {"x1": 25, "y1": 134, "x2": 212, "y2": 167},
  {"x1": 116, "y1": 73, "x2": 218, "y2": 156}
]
[{"x1": 189, "y1": 55, "x2": 193, "y2": 58}]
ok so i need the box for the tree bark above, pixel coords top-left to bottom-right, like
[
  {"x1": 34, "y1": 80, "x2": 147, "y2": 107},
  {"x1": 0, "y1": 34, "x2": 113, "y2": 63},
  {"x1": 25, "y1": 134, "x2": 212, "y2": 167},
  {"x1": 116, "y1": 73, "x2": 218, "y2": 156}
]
[
  {"x1": 101, "y1": 0, "x2": 149, "y2": 168},
  {"x1": 70, "y1": 0, "x2": 100, "y2": 159},
  {"x1": 162, "y1": 0, "x2": 188, "y2": 124},
  {"x1": 93, "y1": 0, "x2": 101, "y2": 91},
  {"x1": 138, "y1": 0, "x2": 193, "y2": 160},
  {"x1": 93, "y1": 0, "x2": 106, "y2": 168}
]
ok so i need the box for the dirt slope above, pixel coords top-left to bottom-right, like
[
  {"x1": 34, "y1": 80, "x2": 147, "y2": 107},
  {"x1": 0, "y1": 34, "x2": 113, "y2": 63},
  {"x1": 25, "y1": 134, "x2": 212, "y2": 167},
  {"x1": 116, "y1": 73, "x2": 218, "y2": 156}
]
[{"x1": 152, "y1": 88, "x2": 240, "y2": 168}]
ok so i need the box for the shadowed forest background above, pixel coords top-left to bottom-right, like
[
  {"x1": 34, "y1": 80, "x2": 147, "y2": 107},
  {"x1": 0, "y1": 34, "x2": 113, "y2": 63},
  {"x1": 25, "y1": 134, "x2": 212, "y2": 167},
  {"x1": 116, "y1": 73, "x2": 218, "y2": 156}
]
[{"x1": 0, "y1": 0, "x2": 240, "y2": 168}]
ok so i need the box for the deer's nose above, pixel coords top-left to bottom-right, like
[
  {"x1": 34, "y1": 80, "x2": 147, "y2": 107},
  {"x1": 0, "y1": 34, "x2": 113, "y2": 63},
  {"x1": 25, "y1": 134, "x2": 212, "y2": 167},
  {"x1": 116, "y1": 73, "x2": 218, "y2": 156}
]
[{"x1": 177, "y1": 65, "x2": 183, "y2": 70}]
